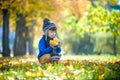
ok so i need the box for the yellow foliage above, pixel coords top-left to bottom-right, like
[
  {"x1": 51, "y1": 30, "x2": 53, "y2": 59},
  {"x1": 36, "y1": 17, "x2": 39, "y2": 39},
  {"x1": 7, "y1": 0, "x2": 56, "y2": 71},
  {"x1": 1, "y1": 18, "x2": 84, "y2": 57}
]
[
  {"x1": 38, "y1": 67, "x2": 45, "y2": 76},
  {"x1": 46, "y1": 64, "x2": 54, "y2": 72},
  {"x1": 50, "y1": 37, "x2": 59, "y2": 46},
  {"x1": 53, "y1": 38, "x2": 59, "y2": 43},
  {"x1": 25, "y1": 71, "x2": 36, "y2": 77},
  {"x1": 0, "y1": 55, "x2": 120, "y2": 79}
]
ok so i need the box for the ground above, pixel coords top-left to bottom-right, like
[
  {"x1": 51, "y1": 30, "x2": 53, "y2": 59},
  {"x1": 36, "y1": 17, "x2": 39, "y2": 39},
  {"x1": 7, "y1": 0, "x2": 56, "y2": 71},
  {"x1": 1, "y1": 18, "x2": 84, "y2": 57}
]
[{"x1": 0, "y1": 54, "x2": 120, "y2": 80}]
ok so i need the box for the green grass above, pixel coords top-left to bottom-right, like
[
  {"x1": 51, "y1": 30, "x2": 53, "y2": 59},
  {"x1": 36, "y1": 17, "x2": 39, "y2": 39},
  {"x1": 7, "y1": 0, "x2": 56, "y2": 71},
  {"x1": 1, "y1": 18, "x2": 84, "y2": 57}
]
[
  {"x1": 62, "y1": 54, "x2": 120, "y2": 59},
  {"x1": 0, "y1": 54, "x2": 120, "y2": 80}
]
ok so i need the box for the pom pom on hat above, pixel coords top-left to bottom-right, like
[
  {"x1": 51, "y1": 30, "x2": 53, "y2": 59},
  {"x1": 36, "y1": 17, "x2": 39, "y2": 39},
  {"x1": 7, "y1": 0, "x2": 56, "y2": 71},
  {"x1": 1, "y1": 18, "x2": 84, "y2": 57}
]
[{"x1": 43, "y1": 18, "x2": 51, "y2": 26}]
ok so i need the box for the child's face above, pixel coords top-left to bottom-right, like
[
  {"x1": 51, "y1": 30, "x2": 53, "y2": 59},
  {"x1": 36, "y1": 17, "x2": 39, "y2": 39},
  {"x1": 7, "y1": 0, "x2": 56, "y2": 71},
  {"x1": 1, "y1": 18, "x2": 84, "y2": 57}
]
[{"x1": 48, "y1": 29, "x2": 56, "y2": 38}]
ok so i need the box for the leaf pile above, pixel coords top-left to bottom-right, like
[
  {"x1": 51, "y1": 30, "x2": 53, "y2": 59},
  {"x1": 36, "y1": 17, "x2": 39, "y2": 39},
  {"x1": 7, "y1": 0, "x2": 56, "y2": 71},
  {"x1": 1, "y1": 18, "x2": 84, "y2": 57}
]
[{"x1": 0, "y1": 55, "x2": 120, "y2": 80}]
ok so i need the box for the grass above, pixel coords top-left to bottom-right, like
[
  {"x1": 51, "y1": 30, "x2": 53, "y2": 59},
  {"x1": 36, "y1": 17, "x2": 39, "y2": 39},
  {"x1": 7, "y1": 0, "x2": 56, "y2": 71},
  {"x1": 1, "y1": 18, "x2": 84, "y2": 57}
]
[
  {"x1": 0, "y1": 54, "x2": 120, "y2": 80},
  {"x1": 62, "y1": 54, "x2": 120, "y2": 59}
]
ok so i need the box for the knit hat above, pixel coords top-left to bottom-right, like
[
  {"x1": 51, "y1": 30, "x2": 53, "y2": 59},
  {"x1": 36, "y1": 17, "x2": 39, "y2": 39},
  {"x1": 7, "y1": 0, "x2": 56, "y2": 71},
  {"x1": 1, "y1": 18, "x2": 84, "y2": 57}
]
[{"x1": 43, "y1": 18, "x2": 57, "y2": 40}]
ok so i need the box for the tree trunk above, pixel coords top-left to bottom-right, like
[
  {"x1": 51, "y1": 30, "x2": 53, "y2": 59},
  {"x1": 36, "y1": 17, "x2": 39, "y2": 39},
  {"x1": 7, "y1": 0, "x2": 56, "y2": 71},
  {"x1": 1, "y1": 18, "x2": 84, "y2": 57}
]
[
  {"x1": 14, "y1": 13, "x2": 26, "y2": 56},
  {"x1": 2, "y1": 9, "x2": 10, "y2": 57},
  {"x1": 113, "y1": 35, "x2": 117, "y2": 56},
  {"x1": 26, "y1": 20, "x2": 36, "y2": 55},
  {"x1": 28, "y1": 36, "x2": 34, "y2": 55},
  {"x1": 26, "y1": 27, "x2": 34, "y2": 55}
]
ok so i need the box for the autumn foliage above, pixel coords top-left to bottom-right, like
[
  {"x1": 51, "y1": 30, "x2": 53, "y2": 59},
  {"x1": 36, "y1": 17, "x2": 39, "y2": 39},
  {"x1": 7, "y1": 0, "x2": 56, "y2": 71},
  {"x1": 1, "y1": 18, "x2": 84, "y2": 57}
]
[{"x1": 0, "y1": 55, "x2": 120, "y2": 80}]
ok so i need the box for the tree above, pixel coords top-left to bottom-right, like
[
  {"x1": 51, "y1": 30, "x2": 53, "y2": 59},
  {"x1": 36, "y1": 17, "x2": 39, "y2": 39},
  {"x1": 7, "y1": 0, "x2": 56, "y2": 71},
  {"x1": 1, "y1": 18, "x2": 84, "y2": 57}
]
[
  {"x1": 0, "y1": 0, "x2": 15, "y2": 57},
  {"x1": 12, "y1": 0, "x2": 62, "y2": 56},
  {"x1": 26, "y1": 20, "x2": 36, "y2": 55},
  {"x1": 88, "y1": 6, "x2": 120, "y2": 55},
  {"x1": 88, "y1": 0, "x2": 120, "y2": 55},
  {"x1": 2, "y1": 9, "x2": 10, "y2": 57},
  {"x1": 107, "y1": 11, "x2": 120, "y2": 56},
  {"x1": 14, "y1": 13, "x2": 26, "y2": 56},
  {"x1": 59, "y1": 0, "x2": 91, "y2": 54}
]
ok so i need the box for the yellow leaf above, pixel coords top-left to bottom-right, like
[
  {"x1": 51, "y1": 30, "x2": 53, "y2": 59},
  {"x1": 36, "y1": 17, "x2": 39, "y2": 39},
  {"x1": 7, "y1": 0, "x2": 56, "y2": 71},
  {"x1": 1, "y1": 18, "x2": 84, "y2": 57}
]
[
  {"x1": 53, "y1": 37, "x2": 59, "y2": 43},
  {"x1": 46, "y1": 64, "x2": 54, "y2": 72},
  {"x1": 38, "y1": 67, "x2": 45, "y2": 76},
  {"x1": 25, "y1": 71, "x2": 33, "y2": 77}
]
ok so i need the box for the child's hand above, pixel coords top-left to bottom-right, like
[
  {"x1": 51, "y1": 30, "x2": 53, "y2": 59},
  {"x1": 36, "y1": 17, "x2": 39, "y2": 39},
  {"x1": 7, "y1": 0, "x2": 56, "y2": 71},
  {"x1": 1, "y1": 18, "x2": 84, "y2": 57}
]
[{"x1": 58, "y1": 42, "x2": 62, "y2": 47}]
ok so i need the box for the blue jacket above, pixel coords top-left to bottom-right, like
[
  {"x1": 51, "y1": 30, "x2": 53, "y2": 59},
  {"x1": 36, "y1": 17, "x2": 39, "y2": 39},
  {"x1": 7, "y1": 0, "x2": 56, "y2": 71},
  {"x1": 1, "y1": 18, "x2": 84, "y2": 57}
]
[{"x1": 37, "y1": 36, "x2": 61, "y2": 60}]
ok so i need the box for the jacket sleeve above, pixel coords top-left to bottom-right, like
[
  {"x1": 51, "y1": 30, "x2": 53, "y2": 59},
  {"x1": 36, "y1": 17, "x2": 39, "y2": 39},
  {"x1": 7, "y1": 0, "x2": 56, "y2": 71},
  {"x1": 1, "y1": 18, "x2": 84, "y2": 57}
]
[
  {"x1": 39, "y1": 39, "x2": 53, "y2": 55},
  {"x1": 55, "y1": 46, "x2": 61, "y2": 53}
]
